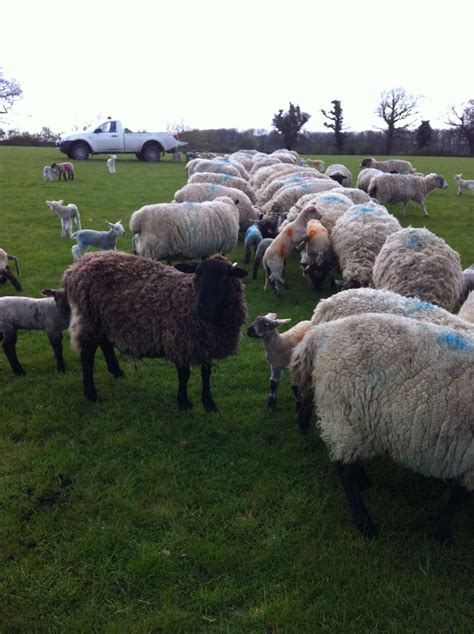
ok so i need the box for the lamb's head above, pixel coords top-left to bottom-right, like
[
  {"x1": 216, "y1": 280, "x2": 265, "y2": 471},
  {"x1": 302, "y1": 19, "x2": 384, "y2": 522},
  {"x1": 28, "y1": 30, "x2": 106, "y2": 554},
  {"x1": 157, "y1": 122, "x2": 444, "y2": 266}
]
[
  {"x1": 453, "y1": 174, "x2": 462, "y2": 183},
  {"x1": 175, "y1": 256, "x2": 247, "y2": 322},
  {"x1": 107, "y1": 220, "x2": 126, "y2": 236},
  {"x1": 46, "y1": 200, "x2": 63, "y2": 212},
  {"x1": 247, "y1": 313, "x2": 291, "y2": 338}
]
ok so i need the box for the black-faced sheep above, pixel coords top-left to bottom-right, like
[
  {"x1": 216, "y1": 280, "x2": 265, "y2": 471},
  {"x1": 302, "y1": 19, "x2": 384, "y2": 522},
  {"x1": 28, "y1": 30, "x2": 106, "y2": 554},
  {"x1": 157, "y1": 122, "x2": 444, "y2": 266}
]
[{"x1": 62, "y1": 252, "x2": 248, "y2": 409}]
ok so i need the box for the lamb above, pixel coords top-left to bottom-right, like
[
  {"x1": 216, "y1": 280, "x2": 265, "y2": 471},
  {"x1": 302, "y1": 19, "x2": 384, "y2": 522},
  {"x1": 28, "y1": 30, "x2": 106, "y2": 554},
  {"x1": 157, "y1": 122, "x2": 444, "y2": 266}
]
[
  {"x1": 302, "y1": 159, "x2": 325, "y2": 172},
  {"x1": 299, "y1": 219, "x2": 337, "y2": 291},
  {"x1": 290, "y1": 312, "x2": 474, "y2": 543},
  {"x1": 356, "y1": 168, "x2": 383, "y2": 192},
  {"x1": 373, "y1": 227, "x2": 464, "y2": 311},
  {"x1": 46, "y1": 200, "x2": 82, "y2": 238},
  {"x1": 71, "y1": 221, "x2": 125, "y2": 262},
  {"x1": 0, "y1": 289, "x2": 70, "y2": 375},
  {"x1": 243, "y1": 221, "x2": 263, "y2": 264},
  {"x1": 360, "y1": 157, "x2": 416, "y2": 174},
  {"x1": 62, "y1": 252, "x2": 248, "y2": 408},
  {"x1": 130, "y1": 198, "x2": 239, "y2": 262},
  {"x1": 252, "y1": 238, "x2": 273, "y2": 280},
  {"x1": 331, "y1": 202, "x2": 401, "y2": 289},
  {"x1": 325, "y1": 164, "x2": 352, "y2": 187},
  {"x1": 173, "y1": 182, "x2": 259, "y2": 230},
  {"x1": 460, "y1": 264, "x2": 474, "y2": 304},
  {"x1": 453, "y1": 173, "x2": 474, "y2": 195},
  {"x1": 262, "y1": 203, "x2": 322, "y2": 297},
  {"x1": 107, "y1": 154, "x2": 117, "y2": 173},
  {"x1": 247, "y1": 313, "x2": 312, "y2": 408},
  {"x1": 281, "y1": 191, "x2": 353, "y2": 234},
  {"x1": 188, "y1": 172, "x2": 257, "y2": 203},
  {"x1": 368, "y1": 173, "x2": 448, "y2": 217},
  {"x1": 43, "y1": 165, "x2": 56, "y2": 181},
  {"x1": 51, "y1": 162, "x2": 75, "y2": 181},
  {"x1": 0, "y1": 248, "x2": 22, "y2": 291}
]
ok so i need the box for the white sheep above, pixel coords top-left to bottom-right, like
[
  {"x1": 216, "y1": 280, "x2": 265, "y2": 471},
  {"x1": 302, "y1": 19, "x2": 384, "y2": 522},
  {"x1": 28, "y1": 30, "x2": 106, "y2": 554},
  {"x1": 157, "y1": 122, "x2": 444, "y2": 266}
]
[
  {"x1": 251, "y1": 163, "x2": 304, "y2": 191},
  {"x1": 331, "y1": 202, "x2": 402, "y2": 290},
  {"x1": 0, "y1": 289, "x2": 70, "y2": 375},
  {"x1": 460, "y1": 264, "x2": 474, "y2": 304},
  {"x1": 173, "y1": 182, "x2": 259, "y2": 230},
  {"x1": 130, "y1": 197, "x2": 239, "y2": 262},
  {"x1": 252, "y1": 237, "x2": 273, "y2": 280},
  {"x1": 107, "y1": 155, "x2": 117, "y2": 173},
  {"x1": 188, "y1": 172, "x2": 257, "y2": 203},
  {"x1": 243, "y1": 221, "x2": 263, "y2": 264},
  {"x1": 281, "y1": 191, "x2": 353, "y2": 234},
  {"x1": 373, "y1": 227, "x2": 464, "y2": 311},
  {"x1": 262, "y1": 180, "x2": 340, "y2": 215},
  {"x1": 257, "y1": 170, "x2": 327, "y2": 206},
  {"x1": 71, "y1": 221, "x2": 125, "y2": 262},
  {"x1": 356, "y1": 168, "x2": 383, "y2": 192},
  {"x1": 46, "y1": 200, "x2": 82, "y2": 238},
  {"x1": 247, "y1": 312, "x2": 312, "y2": 408},
  {"x1": 299, "y1": 218, "x2": 337, "y2": 291},
  {"x1": 453, "y1": 173, "x2": 474, "y2": 195},
  {"x1": 186, "y1": 158, "x2": 242, "y2": 179},
  {"x1": 325, "y1": 164, "x2": 352, "y2": 187},
  {"x1": 368, "y1": 173, "x2": 448, "y2": 216},
  {"x1": 360, "y1": 157, "x2": 416, "y2": 174},
  {"x1": 0, "y1": 248, "x2": 22, "y2": 291},
  {"x1": 43, "y1": 165, "x2": 56, "y2": 181},
  {"x1": 459, "y1": 290, "x2": 474, "y2": 322},
  {"x1": 290, "y1": 312, "x2": 474, "y2": 543}
]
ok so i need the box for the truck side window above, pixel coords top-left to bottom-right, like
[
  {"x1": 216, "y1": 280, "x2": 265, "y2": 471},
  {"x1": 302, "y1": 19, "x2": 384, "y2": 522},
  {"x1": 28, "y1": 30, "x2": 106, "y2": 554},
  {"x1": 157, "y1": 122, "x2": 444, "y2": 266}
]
[{"x1": 109, "y1": 121, "x2": 116, "y2": 133}]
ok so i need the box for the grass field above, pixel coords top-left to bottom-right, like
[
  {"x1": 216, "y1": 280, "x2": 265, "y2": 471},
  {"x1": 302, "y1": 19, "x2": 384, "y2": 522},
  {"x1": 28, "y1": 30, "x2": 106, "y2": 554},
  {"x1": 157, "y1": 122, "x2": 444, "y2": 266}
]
[{"x1": 0, "y1": 147, "x2": 473, "y2": 633}]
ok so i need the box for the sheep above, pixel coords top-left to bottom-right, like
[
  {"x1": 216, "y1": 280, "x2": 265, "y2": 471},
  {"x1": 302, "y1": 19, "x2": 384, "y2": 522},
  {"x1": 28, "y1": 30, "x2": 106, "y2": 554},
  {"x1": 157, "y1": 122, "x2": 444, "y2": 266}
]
[
  {"x1": 302, "y1": 159, "x2": 325, "y2": 172},
  {"x1": 251, "y1": 163, "x2": 303, "y2": 191},
  {"x1": 62, "y1": 252, "x2": 248, "y2": 408},
  {"x1": 51, "y1": 161, "x2": 75, "y2": 181},
  {"x1": 330, "y1": 188, "x2": 372, "y2": 205},
  {"x1": 243, "y1": 221, "x2": 263, "y2": 264},
  {"x1": 290, "y1": 312, "x2": 474, "y2": 543},
  {"x1": 360, "y1": 157, "x2": 416, "y2": 174},
  {"x1": 186, "y1": 158, "x2": 242, "y2": 179},
  {"x1": 281, "y1": 191, "x2": 353, "y2": 234},
  {"x1": 171, "y1": 150, "x2": 182, "y2": 163},
  {"x1": 247, "y1": 313, "x2": 312, "y2": 408},
  {"x1": 373, "y1": 227, "x2": 464, "y2": 311},
  {"x1": 257, "y1": 170, "x2": 328, "y2": 206},
  {"x1": 262, "y1": 203, "x2": 322, "y2": 297},
  {"x1": 453, "y1": 173, "x2": 474, "y2": 195},
  {"x1": 71, "y1": 221, "x2": 125, "y2": 262},
  {"x1": 43, "y1": 165, "x2": 56, "y2": 181},
  {"x1": 459, "y1": 290, "x2": 474, "y2": 322},
  {"x1": 252, "y1": 238, "x2": 273, "y2": 280},
  {"x1": 0, "y1": 289, "x2": 70, "y2": 375},
  {"x1": 356, "y1": 168, "x2": 383, "y2": 192},
  {"x1": 188, "y1": 172, "x2": 257, "y2": 203},
  {"x1": 0, "y1": 248, "x2": 22, "y2": 291},
  {"x1": 107, "y1": 154, "x2": 117, "y2": 173},
  {"x1": 331, "y1": 202, "x2": 402, "y2": 290},
  {"x1": 46, "y1": 200, "x2": 82, "y2": 238},
  {"x1": 262, "y1": 180, "x2": 340, "y2": 215},
  {"x1": 213, "y1": 156, "x2": 250, "y2": 180},
  {"x1": 298, "y1": 219, "x2": 337, "y2": 291},
  {"x1": 367, "y1": 173, "x2": 448, "y2": 217},
  {"x1": 460, "y1": 265, "x2": 474, "y2": 304},
  {"x1": 325, "y1": 164, "x2": 352, "y2": 187},
  {"x1": 173, "y1": 182, "x2": 259, "y2": 230},
  {"x1": 130, "y1": 198, "x2": 239, "y2": 262}
]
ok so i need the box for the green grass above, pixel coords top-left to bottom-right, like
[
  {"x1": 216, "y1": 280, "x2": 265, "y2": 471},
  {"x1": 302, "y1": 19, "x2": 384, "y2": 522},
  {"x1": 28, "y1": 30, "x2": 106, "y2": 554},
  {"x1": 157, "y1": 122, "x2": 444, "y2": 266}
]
[{"x1": 0, "y1": 148, "x2": 473, "y2": 633}]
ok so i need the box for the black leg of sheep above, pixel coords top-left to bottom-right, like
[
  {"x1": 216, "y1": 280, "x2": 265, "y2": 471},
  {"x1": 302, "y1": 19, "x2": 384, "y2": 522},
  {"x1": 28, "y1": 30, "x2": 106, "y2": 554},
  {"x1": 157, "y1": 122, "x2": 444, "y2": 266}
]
[
  {"x1": 336, "y1": 461, "x2": 378, "y2": 539},
  {"x1": 99, "y1": 337, "x2": 124, "y2": 379},
  {"x1": 2, "y1": 334, "x2": 25, "y2": 375},
  {"x1": 47, "y1": 331, "x2": 66, "y2": 373},
  {"x1": 80, "y1": 343, "x2": 99, "y2": 402},
  {"x1": 176, "y1": 365, "x2": 192, "y2": 410},
  {"x1": 432, "y1": 482, "x2": 468, "y2": 545},
  {"x1": 201, "y1": 363, "x2": 216, "y2": 412}
]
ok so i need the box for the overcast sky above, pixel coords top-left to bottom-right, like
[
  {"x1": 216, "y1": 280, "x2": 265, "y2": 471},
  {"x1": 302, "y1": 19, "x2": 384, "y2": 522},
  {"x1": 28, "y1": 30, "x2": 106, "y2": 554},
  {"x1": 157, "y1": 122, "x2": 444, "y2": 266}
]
[{"x1": 1, "y1": 0, "x2": 473, "y2": 135}]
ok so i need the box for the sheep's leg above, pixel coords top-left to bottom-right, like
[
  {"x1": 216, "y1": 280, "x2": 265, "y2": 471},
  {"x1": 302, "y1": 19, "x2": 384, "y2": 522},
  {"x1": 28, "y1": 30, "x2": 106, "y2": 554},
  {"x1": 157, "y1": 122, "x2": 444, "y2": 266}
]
[
  {"x1": 201, "y1": 362, "x2": 216, "y2": 411},
  {"x1": 421, "y1": 202, "x2": 429, "y2": 217},
  {"x1": 99, "y1": 337, "x2": 124, "y2": 378},
  {"x1": 80, "y1": 341, "x2": 99, "y2": 401},
  {"x1": 176, "y1": 364, "x2": 192, "y2": 409},
  {"x1": 2, "y1": 334, "x2": 25, "y2": 375},
  {"x1": 401, "y1": 202, "x2": 408, "y2": 216},
  {"x1": 267, "y1": 367, "x2": 282, "y2": 409},
  {"x1": 3, "y1": 268, "x2": 22, "y2": 291},
  {"x1": 432, "y1": 482, "x2": 467, "y2": 545},
  {"x1": 291, "y1": 384, "x2": 302, "y2": 410},
  {"x1": 296, "y1": 393, "x2": 313, "y2": 433},
  {"x1": 47, "y1": 331, "x2": 65, "y2": 373},
  {"x1": 335, "y1": 461, "x2": 378, "y2": 539}
]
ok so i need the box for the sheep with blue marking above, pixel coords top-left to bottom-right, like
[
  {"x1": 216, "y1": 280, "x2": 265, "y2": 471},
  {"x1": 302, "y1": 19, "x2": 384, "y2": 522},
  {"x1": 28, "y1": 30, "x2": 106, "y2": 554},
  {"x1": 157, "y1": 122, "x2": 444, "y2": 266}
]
[
  {"x1": 71, "y1": 221, "x2": 125, "y2": 262},
  {"x1": 356, "y1": 167, "x2": 383, "y2": 192},
  {"x1": 330, "y1": 202, "x2": 401, "y2": 289},
  {"x1": 244, "y1": 220, "x2": 263, "y2": 264},
  {"x1": 257, "y1": 170, "x2": 329, "y2": 206},
  {"x1": 188, "y1": 172, "x2": 257, "y2": 203},
  {"x1": 373, "y1": 227, "x2": 464, "y2": 310},
  {"x1": 290, "y1": 311, "x2": 474, "y2": 543},
  {"x1": 262, "y1": 179, "x2": 340, "y2": 215},
  {"x1": 130, "y1": 197, "x2": 240, "y2": 262},
  {"x1": 186, "y1": 158, "x2": 243, "y2": 179}
]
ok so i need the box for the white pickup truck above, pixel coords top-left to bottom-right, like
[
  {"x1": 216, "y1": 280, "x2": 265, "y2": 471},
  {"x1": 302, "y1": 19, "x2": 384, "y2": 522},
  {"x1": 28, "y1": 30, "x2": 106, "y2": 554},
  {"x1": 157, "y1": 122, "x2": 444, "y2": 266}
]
[{"x1": 56, "y1": 118, "x2": 187, "y2": 161}]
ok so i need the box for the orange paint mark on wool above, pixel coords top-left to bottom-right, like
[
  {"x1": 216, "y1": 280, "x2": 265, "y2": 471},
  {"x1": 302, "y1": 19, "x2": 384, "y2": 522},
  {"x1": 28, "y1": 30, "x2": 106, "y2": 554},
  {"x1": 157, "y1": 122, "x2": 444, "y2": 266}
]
[
  {"x1": 308, "y1": 226, "x2": 318, "y2": 237},
  {"x1": 286, "y1": 228, "x2": 293, "y2": 237},
  {"x1": 278, "y1": 243, "x2": 287, "y2": 258}
]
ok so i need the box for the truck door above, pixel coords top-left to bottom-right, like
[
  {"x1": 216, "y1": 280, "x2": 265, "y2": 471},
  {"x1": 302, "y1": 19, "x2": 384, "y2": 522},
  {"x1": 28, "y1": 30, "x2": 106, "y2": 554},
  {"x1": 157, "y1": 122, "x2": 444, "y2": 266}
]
[{"x1": 92, "y1": 120, "x2": 123, "y2": 152}]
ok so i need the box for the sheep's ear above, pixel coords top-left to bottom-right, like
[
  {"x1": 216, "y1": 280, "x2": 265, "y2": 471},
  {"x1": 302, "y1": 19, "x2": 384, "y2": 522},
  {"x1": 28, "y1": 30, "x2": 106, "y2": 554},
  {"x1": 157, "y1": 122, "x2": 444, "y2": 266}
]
[
  {"x1": 175, "y1": 262, "x2": 198, "y2": 274},
  {"x1": 275, "y1": 318, "x2": 291, "y2": 326},
  {"x1": 230, "y1": 265, "x2": 247, "y2": 278},
  {"x1": 42, "y1": 288, "x2": 56, "y2": 297}
]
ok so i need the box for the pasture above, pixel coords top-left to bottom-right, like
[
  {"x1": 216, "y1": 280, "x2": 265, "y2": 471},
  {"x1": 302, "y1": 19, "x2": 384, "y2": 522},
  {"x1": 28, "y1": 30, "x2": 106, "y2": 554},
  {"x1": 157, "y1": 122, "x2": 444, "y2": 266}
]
[{"x1": 0, "y1": 147, "x2": 473, "y2": 632}]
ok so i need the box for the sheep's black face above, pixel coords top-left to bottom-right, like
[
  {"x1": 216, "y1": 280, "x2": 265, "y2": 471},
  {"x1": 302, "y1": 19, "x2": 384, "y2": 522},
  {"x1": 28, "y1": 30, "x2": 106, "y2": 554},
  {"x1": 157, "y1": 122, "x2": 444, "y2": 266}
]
[{"x1": 176, "y1": 258, "x2": 247, "y2": 322}]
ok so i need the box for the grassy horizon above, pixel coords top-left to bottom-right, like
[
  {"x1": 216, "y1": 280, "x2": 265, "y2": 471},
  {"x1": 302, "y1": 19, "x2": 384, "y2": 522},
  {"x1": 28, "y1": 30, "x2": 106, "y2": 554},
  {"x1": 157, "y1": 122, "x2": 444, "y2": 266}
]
[{"x1": 0, "y1": 147, "x2": 473, "y2": 632}]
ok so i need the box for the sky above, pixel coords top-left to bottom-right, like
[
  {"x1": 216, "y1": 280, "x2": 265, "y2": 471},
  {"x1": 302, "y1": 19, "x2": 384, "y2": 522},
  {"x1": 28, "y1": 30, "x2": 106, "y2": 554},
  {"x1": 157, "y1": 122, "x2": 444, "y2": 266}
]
[{"x1": 1, "y1": 0, "x2": 473, "y2": 136}]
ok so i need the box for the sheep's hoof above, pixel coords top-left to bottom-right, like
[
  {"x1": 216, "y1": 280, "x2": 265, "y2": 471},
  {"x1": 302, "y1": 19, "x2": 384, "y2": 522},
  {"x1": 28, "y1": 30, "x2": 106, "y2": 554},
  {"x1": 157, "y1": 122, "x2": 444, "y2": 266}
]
[
  {"x1": 85, "y1": 390, "x2": 98, "y2": 402},
  {"x1": 12, "y1": 366, "x2": 25, "y2": 376},
  {"x1": 432, "y1": 521, "x2": 454, "y2": 546},
  {"x1": 113, "y1": 369, "x2": 125, "y2": 379},
  {"x1": 178, "y1": 397, "x2": 193, "y2": 410},
  {"x1": 203, "y1": 399, "x2": 217, "y2": 412},
  {"x1": 357, "y1": 520, "x2": 378, "y2": 540},
  {"x1": 267, "y1": 396, "x2": 276, "y2": 409}
]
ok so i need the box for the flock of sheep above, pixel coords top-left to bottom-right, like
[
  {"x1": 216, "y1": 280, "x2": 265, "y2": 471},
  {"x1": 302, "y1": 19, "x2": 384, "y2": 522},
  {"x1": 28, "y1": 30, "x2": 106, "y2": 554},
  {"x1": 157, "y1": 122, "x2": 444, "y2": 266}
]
[{"x1": 1, "y1": 148, "x2": 473, "y2": 546}]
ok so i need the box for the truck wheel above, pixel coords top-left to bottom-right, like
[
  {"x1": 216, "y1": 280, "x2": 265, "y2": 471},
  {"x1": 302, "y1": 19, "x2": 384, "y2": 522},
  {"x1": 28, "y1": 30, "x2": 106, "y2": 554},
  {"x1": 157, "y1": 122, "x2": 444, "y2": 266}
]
[
  {"x1": 135, "y1": 152, "x2": 145, "y2": 160},
  {"x1": 69, "y1": 143, "x2": 90, "y2": 160},
  {"x1": 142, "y1": 144, "x2": 162, "y2": 162}
]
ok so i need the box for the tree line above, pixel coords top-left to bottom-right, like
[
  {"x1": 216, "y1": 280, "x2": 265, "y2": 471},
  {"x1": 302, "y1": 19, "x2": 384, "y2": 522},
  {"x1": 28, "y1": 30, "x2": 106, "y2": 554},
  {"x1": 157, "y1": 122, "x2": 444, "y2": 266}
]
[{"x1": 1, "y1": 71, "x2": 473, "y2": 156}]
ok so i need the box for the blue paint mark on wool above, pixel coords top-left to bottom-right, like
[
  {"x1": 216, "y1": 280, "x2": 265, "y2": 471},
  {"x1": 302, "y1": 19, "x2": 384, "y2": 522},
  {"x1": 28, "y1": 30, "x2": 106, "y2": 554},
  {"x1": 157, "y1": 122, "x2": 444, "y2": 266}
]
[
  {"x1": 319, "y1": 194, "x2": 347, "y2": 203},
  {"x1": 209, "y1": 183, "x2": 221, "y2": 194},
  {"x1": 353, "y1": 204, "x2": 376, "y2": 214},
  {"x1": 438, "y1": 331, "x2": 473, "y2": 351},
  {"x1": 405, "y1": 297, "x2": 436, "y2": 313},
  {"x1": 222, "y1": 174, "x2": 231, "y2": 182},
  {"x1": 185, "y1": 202, "x2": 196, "y2": 209},
  {"x1": 405, "y1": 233, "x2": 426, "y2": 248}
]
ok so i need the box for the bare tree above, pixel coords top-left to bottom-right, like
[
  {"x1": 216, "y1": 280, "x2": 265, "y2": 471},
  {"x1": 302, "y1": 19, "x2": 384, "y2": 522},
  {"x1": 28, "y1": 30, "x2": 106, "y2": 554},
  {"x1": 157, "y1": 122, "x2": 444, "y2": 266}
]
[
  {"x1": 375, "y1": 87, "x2": 419, "y2": 154},
  {"x1": 446, "y1": 100, "x2": 474, "y2": 156},
  {"x1": 321, "y1": 99, "x2": 346, "y2": 153},
  {"x1": 0, "y1": 71, "x2": 23, "y2": 118}
]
